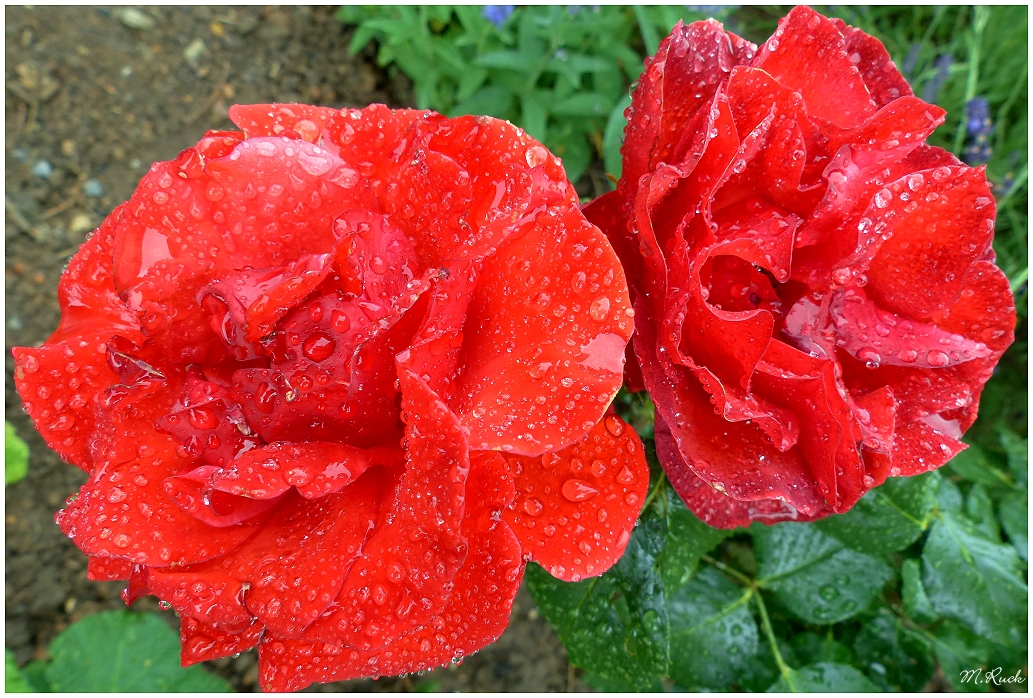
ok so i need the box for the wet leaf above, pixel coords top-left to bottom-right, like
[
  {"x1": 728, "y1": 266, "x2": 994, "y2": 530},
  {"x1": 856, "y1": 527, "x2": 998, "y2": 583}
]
[
  {"x1": 965, "y1": 484, "x2": 1001, "y2": 540},
  {"x1": 853, "y1": 609, "x2": 935, "y2": 691},
  {"x1": 788, "y1": 631, "x2": 854, "y2": 667},
  {"x1": 42, "y1": 611, "x2": 231, "y2": 692},
  {"x1": 767, "y1": 661, "x2": 879, "y2": 692},
  {"x1": 658, "y1": 488, "x2": 731, "y2": 591},
  {"x1": 931, "y1": 621, "x2": 993, "y2": 693},
  {"x1": 526, "y1": 506, "x2": 669, "y2": 689},
  {"x1": 667, "y1": 567, "x2": 758, "y2": 689},
  {"x1": 754, "y1": 523, "x2": 893, "y2": 624},
  {"x1": 998, "y1": 492, "x2": 1028, "y2": 561},
  {"x1": 5, "y1": 650, "x2": 33, "y2": 693},
  {"x1": 922, "y1": 512, "x2": 1028, "y2": 646},
  {"x1": 816, "y1": 473, "x2": 936, "y2": 554},
  {"x1": 901, "y1": 558, "x2": 938, "y2": 623}
]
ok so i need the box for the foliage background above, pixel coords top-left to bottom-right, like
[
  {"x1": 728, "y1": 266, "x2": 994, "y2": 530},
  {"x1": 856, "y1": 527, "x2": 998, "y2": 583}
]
[{"x1": 340, "y1": 4, "x2": 1028, "y2": 692}]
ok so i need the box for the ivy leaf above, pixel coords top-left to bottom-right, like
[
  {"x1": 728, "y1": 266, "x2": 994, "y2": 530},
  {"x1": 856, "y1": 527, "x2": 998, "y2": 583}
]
[
  {"x1": 767, "y1": 662, "x2": 879, "y2": 692},
  {"x1": 901, "y1": 558, "x2": 939, "y2": 623},
  {"x1": 998, "y1": 492, "x2": 1028, "y2": 561},
  {"x1": 42, "y1": 611, "x2": 232, "y2": 692},
  {"x1": 816, "y1": 473, "x2": 935, "y2": 554},
  {"x1": 526, "y1": 508, "x2": 669, "y2": 689},
  {"x1": 667, "y1": 567, "x2": 758, "y2": 689},
  {"x1": 754, "y1": 523, "x2": 893, "y2": 624},
  {"x1": 853, "y1": 609, "x2": 935, "y2": 691},
  {"x1": 658, "y1": 489, "x2": 731, "y2": 592},
  {"x1": 930, "y1": 621, "x2": 993, "y2": 692},
  {"x1": 5, "y1": 422, "x2": 29, "y2": 486},
  {"x1": 922, "y1": 512, "x2": 1028, "y2": 646}
]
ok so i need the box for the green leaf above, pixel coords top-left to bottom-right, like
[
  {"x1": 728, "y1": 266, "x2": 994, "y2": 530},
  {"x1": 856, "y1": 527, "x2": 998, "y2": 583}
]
[
  {"x1": 5, "y1": 650, "x2": 33, "y2": 693},
  {"x1": 20, "y1": 661, "x2": 51, "y2": 693},
  {"x1": 520, "y1": 92, "x2": 548, "y2": 141},
  {"x1": 935, "y1": 472, "x2": 965, "y2": 513},
  {"x1": 667, "y1": 567, "x2": 757, "y2": 689},
  {"x1": 602, "y1": 95, "x2": 630, "y2": 182},
  {"x1": 526, "y1": 509, "x2": 669, "y2": 689},
  {"x1": 901, "y1": 558, "x2": 939, "y2": 623},
  {"x1": 1000, "y1": 429, "x2": 1028, "y2": 490},
  {"x1": 922, "y1": 512, "x2": 1028, "y2": 646},
  {"x1": 551, "y1": 92, "x2": 612, "y2": 117},
  {"x1": 931, "y1": 621, "x2": 993, "y2": 692},
  {"x1": 965, "y1": 484, "x2": 1001, "y2": 540},
  {"x1": 948, "y1": 445, "x2": 1008, "y2": 487},
  {"x1": 853, "y1": 610, "x2": 935, "y2": 691},
  {"x1": 658, "y1": 489, "x2": 730, "y2": 592},
  {"x1": 5, "y1": 422, "x2": 29, "y2": 486},
  {"x1": 767, "y1": 662, "x2": 879, "y2": 692},
  {"x1": 998, "y1": 492, "x2": 1028, "y2": 561},
  {"x1": 43, "y1": 611, "x2": 232, "y2": 692},
  {"x1": 475, "y1": 50, "x2": 534, "y2": 72},
  {"x1": 788, "y1": 632, "x2": 854, "y2": 667},
  {"x1": 816, "y1": 473, "x2": 936, "y2": 554},
  {"x1": 449, "y1": 86, "x2": 514, "y2": 120},
  {"x1": 754, "y1": 523, "x2": 893, "y2": 624}
]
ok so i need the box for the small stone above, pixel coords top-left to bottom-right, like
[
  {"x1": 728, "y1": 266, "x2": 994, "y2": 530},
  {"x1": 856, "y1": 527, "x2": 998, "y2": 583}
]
[
  {"x1": 118, "y1": 8, "x2": 156, "y2": 31},
  {"x1": 69, "y1": 213, "x2": 94, "y2": 235},
  {"x1": 31, "y1": 160, "x2": 53, "y2": 178},
  {"x1": 184, "y1": 39, "x2": 207, "y2": 67},
  {"x1": 83, "y1": 179, "x2": 104, "y2": 198},
  {"x1": 11, "y1": 148, "x2": 29, "y2": 162}
]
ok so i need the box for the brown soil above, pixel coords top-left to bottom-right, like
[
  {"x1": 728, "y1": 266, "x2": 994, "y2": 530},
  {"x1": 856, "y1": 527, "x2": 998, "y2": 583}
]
[{"x1": 5, "y1": 6, "x2": 590, "y2": 692}]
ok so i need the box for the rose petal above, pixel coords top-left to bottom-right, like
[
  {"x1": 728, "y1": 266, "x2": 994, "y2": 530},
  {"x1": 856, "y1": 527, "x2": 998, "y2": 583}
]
[
  {"x1": 865, "y1": 166, "x2": 996, "y2": 319},
  {"x1": 86, "y1": 556, "x2": 134, "y2": 582},
  {"x1": 257, "y1": 452, "x2": 522, "y2": 692},
  {"x1": 302, "y1": 368, "x2": 469, "y2": 649},
  {"x1": 13, "y1": 210, "x2": 143, "y2": 471},
  {"x1": 111, "y1": 136, "x2": 373, "y2": 364},
  {"x1": 149, "y1": 470, "x2": 390, "y2": 638},
  {"x1": 750, "y1": 6, "x2": 876, "y2": 129},
  {"x1": 831, "y1": 18, "x2": 913, "y2": 108},
  {"x1": 502, "y1": 414, "x2": 648, "y2": 582},
  {"x1": 228, "y1": 103, "x2": 338, "y2": 143},
  {"x1": 454, "y1": 199, "x2": 633, "y2": 456},
  {"x1": 55, "y1": 377, "x2": 264, "y2": 566},
  {"x1": 181, "y1": 616, "x2": 264, "y2": 667}
]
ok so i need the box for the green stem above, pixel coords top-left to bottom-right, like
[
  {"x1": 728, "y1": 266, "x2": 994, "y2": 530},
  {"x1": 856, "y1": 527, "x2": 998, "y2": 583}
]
[
  {"x1": 754, "y1": 592, "x2": 797, "y2": 692},
  {"x1": 643, "y1": 471, "x2": 667, "y2": 514},
  {"x1": 998, "y1": 163, "x2": 1028, "y2": 209},
  {"x1": 952, "y1": 6, "x2": 988, "y2": 155},
  {"x1": 1010, "y1": 267, "x2": 1029, "y2": 294},
  {"x1": 702, "y1": 554, "x2": 753, "y2": 586}
]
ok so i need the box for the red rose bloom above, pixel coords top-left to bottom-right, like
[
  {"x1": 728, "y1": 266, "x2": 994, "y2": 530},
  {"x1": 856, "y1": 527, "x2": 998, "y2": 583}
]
[
  {"x1": 585, "y1": 7, "x2": 1016, "y2": 528},
  {"x1": 13, "y1": 104, "x2": 649, "y2": 691}
]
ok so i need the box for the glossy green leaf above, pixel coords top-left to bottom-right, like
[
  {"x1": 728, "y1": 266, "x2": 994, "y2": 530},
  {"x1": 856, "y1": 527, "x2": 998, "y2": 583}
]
[
  {"x1": 931, "y1": 621, "x2": 993, "y2": 692},
  {"x1": 767, "y1": 662, "x2": 879, "y2": 692},
  {"x1": 5, "y1": 422, "x2": 29, "y2": 486},
  {"x1": 816, "y1": 473, "x2": 936, "y2": 554},
  {"x1": 998, "y1": 492, "x2": 1028, "y2": 561},
  {"x1": 901, "y1": 558, "x2": 939, "y2": 623},
  {"x1": 934, "y1": 472, "x2": 965, "y2": 513},
  {"x1": 754, "y1": 523, "x2": 893, "y2": 624},
  {"x1": 552, "y1": 92, "x2": 612, "y2": 117},
  {"x1": 42, "y1": 611, "x2": 232, "y2": 692},
  {"x1": 853, "y1": 610, "x2": 935, "y2": 691},
  {"x1": 520, "y1": 92, "x2": 549, "y2": 141},
  {"x1": 667, "y1": 567, "x2": 757, "y2": 689},
  {"x1": 602, "y1": 95, "x2": 630, "y2": 182},
  {"x1": 526, "y1": 510, "x2": 668, "y2": 689},
  {"x1": 658, "y1": 489, "x2": 731, "y2": 592},
  {"x1": 922, "y1": 512, "x2": 1028, "y2": 646}
]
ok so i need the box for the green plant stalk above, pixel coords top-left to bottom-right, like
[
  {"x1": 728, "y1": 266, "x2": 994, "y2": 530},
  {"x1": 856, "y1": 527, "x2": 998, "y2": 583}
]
[
  {"x1": 754, "y1": 591, "x2": 797, "y2": 692},
  {"x1": 952, "y1": 6, "x2": 988, "y2": 155}
]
